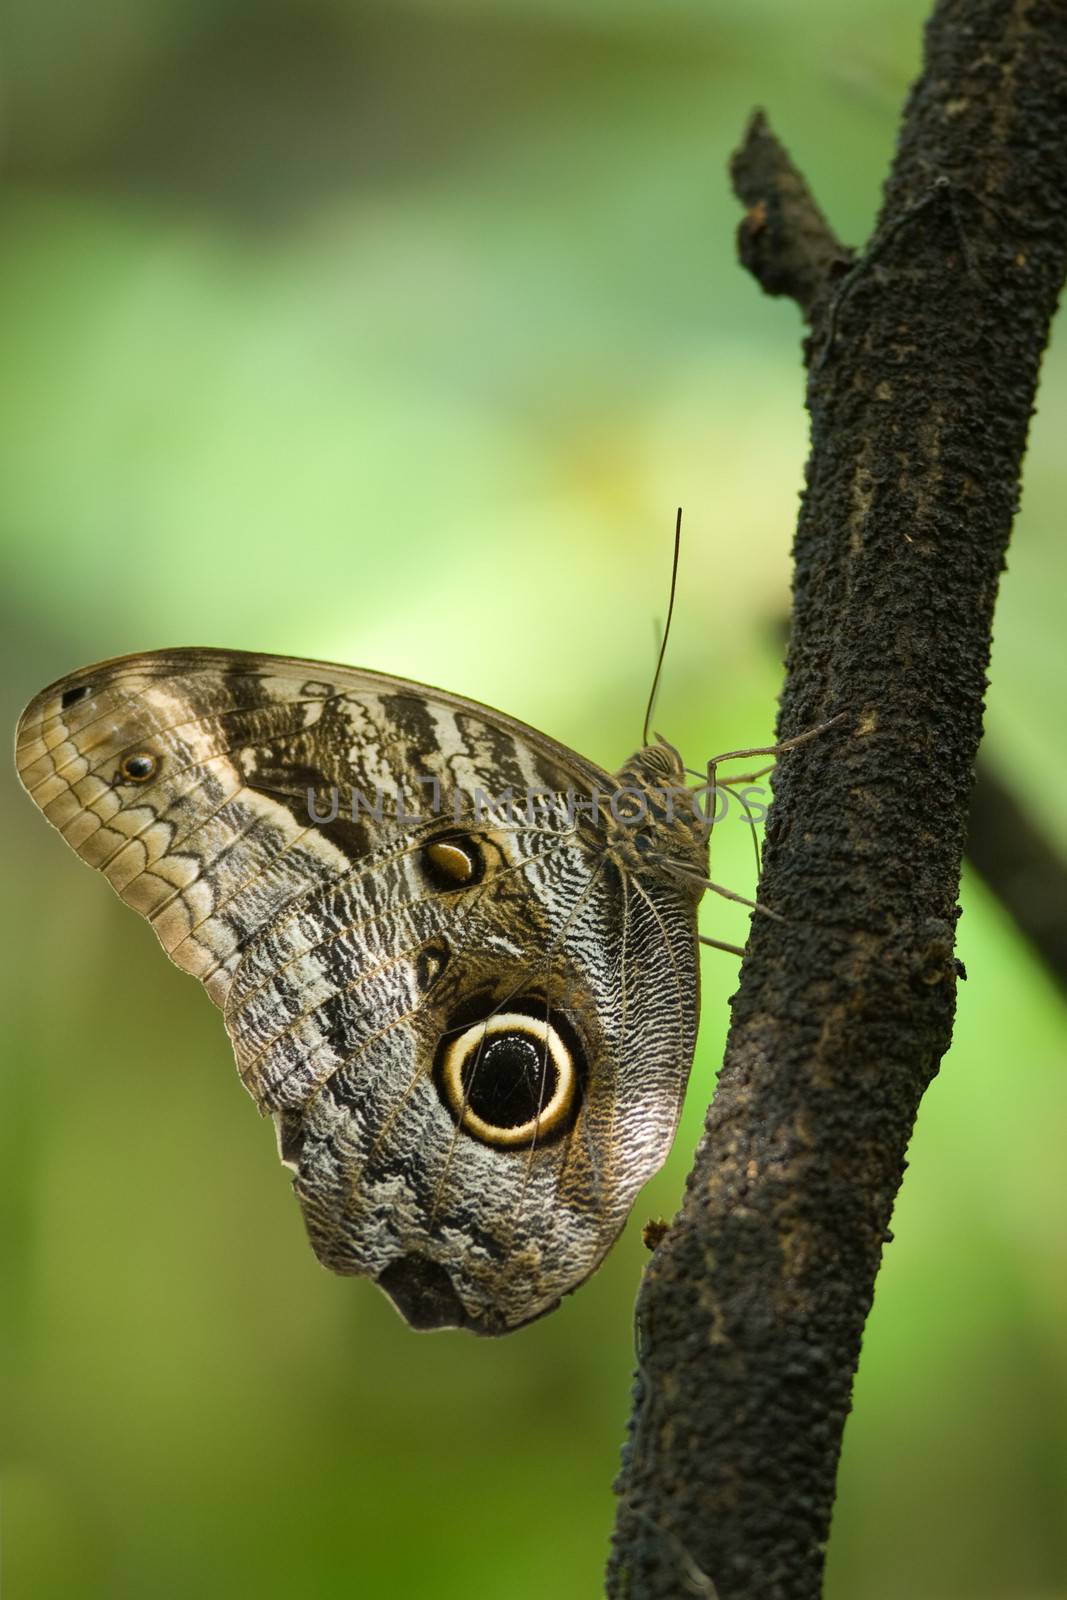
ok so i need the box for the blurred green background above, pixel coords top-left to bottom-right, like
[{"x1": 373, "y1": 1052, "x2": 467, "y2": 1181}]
[{"x1": 3, "y1": 2, "x2": 1066, "y2": 1596}]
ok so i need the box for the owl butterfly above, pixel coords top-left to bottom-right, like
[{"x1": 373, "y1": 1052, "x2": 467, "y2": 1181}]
[{"x1": 15, "y1": 641, "x2": 772, "y2": 1334}]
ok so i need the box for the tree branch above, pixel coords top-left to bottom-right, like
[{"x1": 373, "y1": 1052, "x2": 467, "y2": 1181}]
[
  {"x1": 608, "y1": 4, "x2": 1067, "y2": 1597},
  {"x1": 728, "y1": 109, "x2": 852, "y2": 319},
  {"x1": 967, "y1": 754, "x2": 1067, "y2": 991}
]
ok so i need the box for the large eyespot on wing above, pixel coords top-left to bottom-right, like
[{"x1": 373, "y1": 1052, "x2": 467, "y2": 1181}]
[{"x1": 434, "y1": 1000, "x2": 583, "y2": 1148}]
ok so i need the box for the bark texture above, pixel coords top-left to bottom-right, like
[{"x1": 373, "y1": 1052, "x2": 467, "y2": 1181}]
[{"x1": 608, "y1": 4, "x2": 1067, "y2": 1597}]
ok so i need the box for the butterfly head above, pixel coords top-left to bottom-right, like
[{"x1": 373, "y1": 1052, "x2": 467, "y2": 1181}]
[{"x1": 609, "y1": 739, "x2": 708, "y2": 893}]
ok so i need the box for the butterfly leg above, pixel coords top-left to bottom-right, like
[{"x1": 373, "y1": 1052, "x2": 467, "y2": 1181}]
[
  {"x1": 699, "y1": 935, "x2": 747, "y2": 958},
  {"x1": 701, "y1": 711, "x2": 847, "y2": 772}
]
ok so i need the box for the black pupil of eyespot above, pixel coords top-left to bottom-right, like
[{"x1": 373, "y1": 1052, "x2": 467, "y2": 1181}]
[
  {"x1": 461, "y1": 1032, "x2": 557, "y2": 1129},
  {"x1": 125, "y1": 755, "x2": 153, "y2": 777},
  {"x1": 61, "y1": 685, "x2": 92, "y2": 709}
]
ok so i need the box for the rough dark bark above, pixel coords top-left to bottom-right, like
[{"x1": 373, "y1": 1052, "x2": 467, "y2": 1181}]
[
  {"x1": 729, "y1": 111, "x2": 852, "y2": 316},
  {"x1": 608, "y1": 4, "x2": 1067, "y2": 1598}
]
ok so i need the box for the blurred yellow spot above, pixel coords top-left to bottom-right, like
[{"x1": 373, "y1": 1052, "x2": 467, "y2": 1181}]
[{"x1": 426, "y1": 841, "x2": 473, "y2": 883}]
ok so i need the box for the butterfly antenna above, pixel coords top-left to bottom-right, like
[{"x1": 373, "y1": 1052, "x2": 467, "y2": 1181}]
[{"x1": 642, "y1": 506, "x2": 682, "y2": 750}]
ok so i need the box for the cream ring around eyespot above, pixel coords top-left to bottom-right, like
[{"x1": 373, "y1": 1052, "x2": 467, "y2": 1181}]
[{"x1": 439, "y1": 1012, "x2": 576, "y2": 1147}]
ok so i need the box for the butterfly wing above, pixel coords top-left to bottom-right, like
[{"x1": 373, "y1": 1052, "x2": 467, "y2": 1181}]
[{"x1": 15, "y1": 647, "x2": 702, "y2": 1333}]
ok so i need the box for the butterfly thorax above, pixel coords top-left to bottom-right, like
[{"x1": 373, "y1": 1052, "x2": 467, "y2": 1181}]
[{"x1": 606, "y1": 742, "x2": 708, "y2": 894}]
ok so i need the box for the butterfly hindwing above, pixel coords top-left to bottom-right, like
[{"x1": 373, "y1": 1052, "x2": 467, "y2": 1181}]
[{"x1": 16, "y1": 647, "x2": 706, "y2": 1333}]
